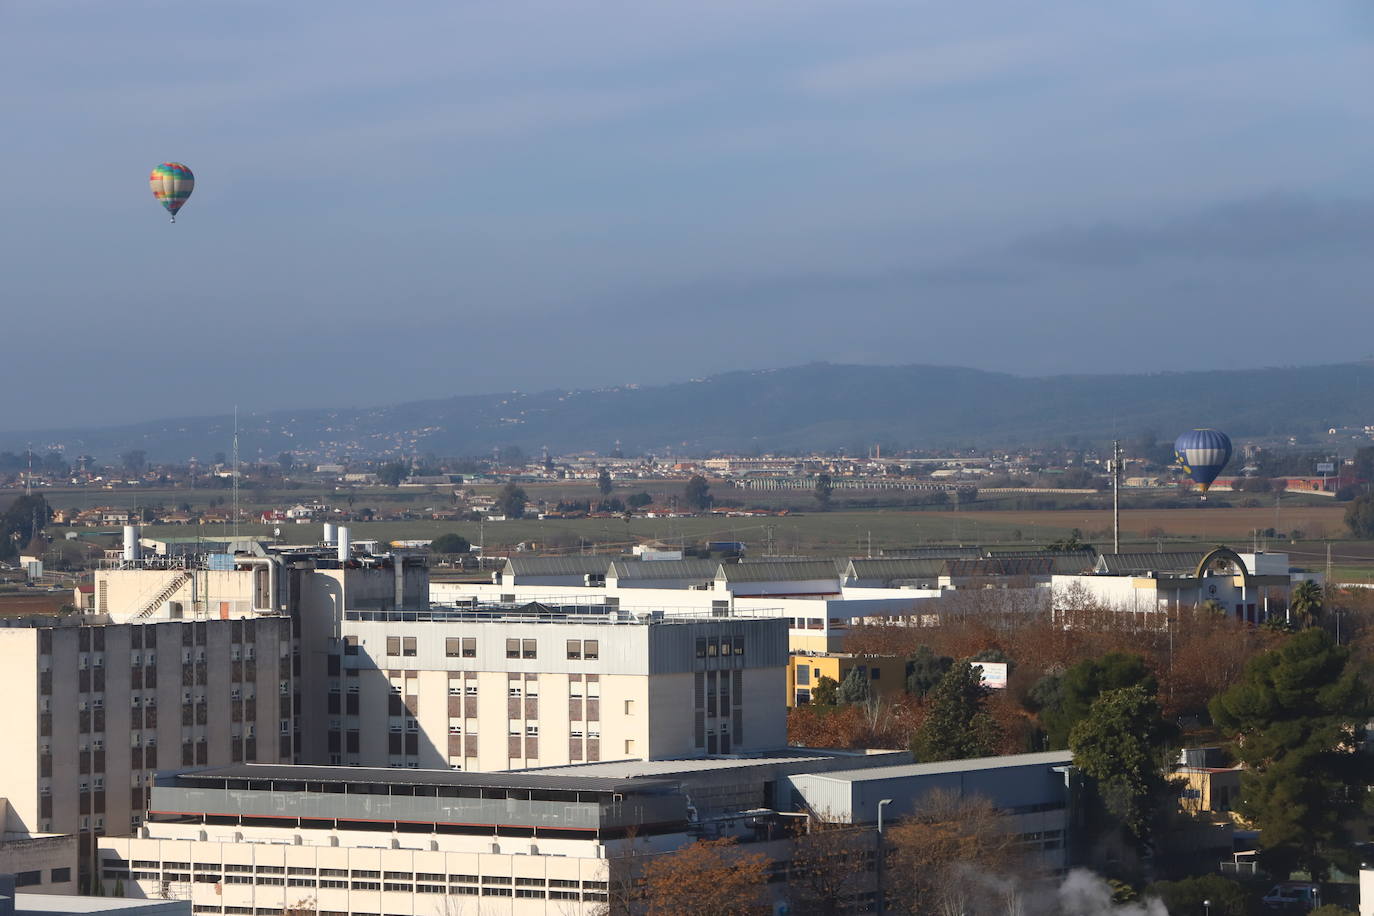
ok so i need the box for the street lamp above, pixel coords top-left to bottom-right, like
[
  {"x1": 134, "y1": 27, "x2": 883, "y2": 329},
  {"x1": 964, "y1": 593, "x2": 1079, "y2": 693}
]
[
  {"x1": 876, "y1": 799, "x2": 893, "y2": 916},
  {"x1": 1202, "y1": 899, "x2": 1211, "y2": 916}
]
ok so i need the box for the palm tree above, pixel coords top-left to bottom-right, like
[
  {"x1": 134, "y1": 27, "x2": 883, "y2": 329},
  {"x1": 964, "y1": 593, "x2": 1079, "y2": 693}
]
[{"x1": 1290, "y1": 580, "x2": 1324, "y2": 629}]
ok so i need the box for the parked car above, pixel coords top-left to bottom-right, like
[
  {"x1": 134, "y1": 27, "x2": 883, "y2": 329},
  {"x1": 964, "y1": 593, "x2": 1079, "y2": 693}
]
[{"x1": 1261, "y1": 882, "x2": 1321, "y2": 911}]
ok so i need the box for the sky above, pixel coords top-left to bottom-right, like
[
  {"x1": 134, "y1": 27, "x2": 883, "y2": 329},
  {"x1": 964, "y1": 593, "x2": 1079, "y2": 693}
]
[{"x1": 4, "y1": 1, "x2": 1374, "y2": 431}]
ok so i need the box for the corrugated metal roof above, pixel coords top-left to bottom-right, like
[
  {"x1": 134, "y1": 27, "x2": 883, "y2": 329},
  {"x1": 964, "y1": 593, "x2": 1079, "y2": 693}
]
[
  {"x1": 719, "y1": 560, "x2": 842, "y2": 582},
  {"x1": 503, "y1": 556, "x2": 619, "y2": 576},
  {"x1": 178, "y1": 763, "x2": 673, "y2": 795},
  {"x1": 845, "y1": 558, "x2": 946, "y2": 581},
  {"x1": 944, "y1": 557, "x2": 1055, "y2": 577},
  {"x1": 1095, "y1": 552, "x2": 1209, "y2": 575},
  {"x1": 607, "y1": 559, "x2": 721, "y2": 580},
  {"x1": 880, "y1": 547, "x2": 982, "y2": 560},
  {"x1": 796, "y1": 750, "x2": 1074, "y2": 784}
]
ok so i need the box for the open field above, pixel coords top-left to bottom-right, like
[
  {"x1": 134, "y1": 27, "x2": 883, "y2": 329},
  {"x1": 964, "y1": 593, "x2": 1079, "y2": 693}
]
[
  {"x1": 0, "y1": 591, "x2": 68, "y2": 617},
  {"x1": 50, "y1": 502, "x2": 1356, "y2": 558}
]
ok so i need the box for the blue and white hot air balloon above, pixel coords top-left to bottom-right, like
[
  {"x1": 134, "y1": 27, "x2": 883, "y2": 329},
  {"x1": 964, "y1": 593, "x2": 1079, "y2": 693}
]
[{"x1": 1174, "y1": 428, "x2": 1232, "y2": 495}]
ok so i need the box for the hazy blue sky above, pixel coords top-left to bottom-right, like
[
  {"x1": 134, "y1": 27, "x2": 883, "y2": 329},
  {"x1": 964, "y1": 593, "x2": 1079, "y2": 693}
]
[{"x1": 4, "y1": 1, "x2": 1374, "y2": 431}]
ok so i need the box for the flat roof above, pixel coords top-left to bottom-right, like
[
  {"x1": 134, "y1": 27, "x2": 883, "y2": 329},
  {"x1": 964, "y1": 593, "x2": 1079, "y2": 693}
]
[
  {"x1": 520, "y1": 749, "x2": 898, "y2": 779},
  {"x1": 15, "y1": 896, "x2": 186, "y2": 914},
  {"x1": 177, "y1": 764, "x2": 675, "y2": 796},
  {"x1": 792, "y1": 750, "x2": 1074, "y2": 784}
]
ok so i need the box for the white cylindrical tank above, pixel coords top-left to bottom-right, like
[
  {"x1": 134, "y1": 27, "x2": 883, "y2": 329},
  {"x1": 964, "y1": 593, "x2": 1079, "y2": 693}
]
[
  {"x1": 337, "y1": 526, "x2": 351, "y2": 563},
  {"x1": 323, "y1": 522, "x2": 336, "y2": 546},
  {"x1": 123, "y1": 525, "x2": 141, "y2": 562}
]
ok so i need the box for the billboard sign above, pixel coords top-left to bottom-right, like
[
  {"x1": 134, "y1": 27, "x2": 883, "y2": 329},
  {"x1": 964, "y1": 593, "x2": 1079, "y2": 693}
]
[
  {"x1": 974, "y1": 661, "x2": 1008, "y2": 689},
  {"x1": 1316, "y1": 462, "x2": 1335, "y2": 474}
]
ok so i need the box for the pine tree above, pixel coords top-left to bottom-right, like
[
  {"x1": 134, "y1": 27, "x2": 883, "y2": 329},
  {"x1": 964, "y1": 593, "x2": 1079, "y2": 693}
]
[
  {"x1": 1069, "y1": 685, "x2": 1169, "y2": 848},
  {"x1": 912, "y1": 660, "x2": 1000, "y2": 761},
  {"x1": 836, "y1": 666, "x2": 870, "y2": 704},
  {"x1": 1210, "y1": 628, "x2": 1373, "y2": 880}
]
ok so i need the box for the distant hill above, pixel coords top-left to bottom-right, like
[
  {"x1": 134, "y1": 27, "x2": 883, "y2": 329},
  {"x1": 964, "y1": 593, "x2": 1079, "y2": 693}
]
[{"x1": 8, "y1": 361, "x2": 1374, "y2": 461}]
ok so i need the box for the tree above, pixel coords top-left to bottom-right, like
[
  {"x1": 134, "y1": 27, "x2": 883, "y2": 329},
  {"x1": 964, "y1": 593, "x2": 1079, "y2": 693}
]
[
  {"x1": 638, "y1": 837, "x2": 771, "y2": 916},
  {"x1": 837, "y1": 666, "x2": 871, "y2": 704},
  {"x1": 377, "y1": 462, "x2": 407, "y2": 487},
  {"x1": 1145, "y1": 875, "x2": 1249, "y2": 916},
  {"x1": 1, "y1": 494, "x2": 51, "y2": 560},
  {"x1": 429, "y1": 533, "x2": 470, "y2": 555},
  {"x1": 1069, "y1": 685, "x2": 1170, "y2": 849},
  {"x1": 1210, "y1": 628, "x2": 1373, "y2": 880},
  {"x1": 627, "y1": 491, "x2": 653, "y2": 509},
  {"x1": 811, "y1": 675, "x2": 839, "y2": 706},
  {"x1": 684, "y1": 475, "x2": 712, "y2": 511},
  {"x1": 1341, "y1": 494, "x2": 1374, "y2": 538},
  {"x1": 1291, "y1": 580, "x2": 1324, "y2": 628},
  {"x1": 885, "y1": 790, "x2": 1022, "y2": 916},
  {"x1": 1040, "y1": 652, "x2": 1156, "y2": 749},
  {"x1": 277, "y1": 452, "x2": 295, "y2": 473},
  {"x1": 814, "y1": 474, "x2": 833, "y2": 510},
  {"x1": 905, "y1": 646, "x2": 953, "y2": 697},
  {"x1": 497, "y1": 483, "x2": 527, "y2": 519},
  {"x1": 597, "y1": 467, "x2": 613, "y2": 497},
  {"x1": 911, "y1": 660, "x2": 1000, "y2": 762},
  {"x1": 121, "y1": 450, "x2": 147, "y2": 474},
  {"x1": 786, "y1": 823, "x2": 876, "y2": 916}
]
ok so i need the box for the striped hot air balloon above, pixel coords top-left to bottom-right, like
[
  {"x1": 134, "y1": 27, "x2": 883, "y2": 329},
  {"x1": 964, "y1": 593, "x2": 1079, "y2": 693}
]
[
  {"x1": 149, "y1": 162, "x2": 194, "y2": 222},
  {"x1": 1174, "y1": 428, "x2": 1232, "y2": 494}
]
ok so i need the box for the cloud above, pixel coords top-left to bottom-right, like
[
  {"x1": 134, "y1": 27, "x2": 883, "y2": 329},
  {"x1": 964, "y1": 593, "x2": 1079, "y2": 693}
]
[
  {"x1": 1011, "y1": 194, "x2": 1374, "y2": 266},
  {"x1": 795, "y1": 37, "x2": 1051, "y2": 95}
]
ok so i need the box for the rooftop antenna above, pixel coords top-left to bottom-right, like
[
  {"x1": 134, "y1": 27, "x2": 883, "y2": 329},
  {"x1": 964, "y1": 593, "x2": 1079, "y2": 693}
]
[
  {"x1": 1111, "y1": 439, "x2": 1122, "y2": 554},
  {"x1": 24, "y1": 443, "x2": 32, "y2": 497},
  {"x1": 232, "y1": 406, "x2": 240, "y2": 542}
]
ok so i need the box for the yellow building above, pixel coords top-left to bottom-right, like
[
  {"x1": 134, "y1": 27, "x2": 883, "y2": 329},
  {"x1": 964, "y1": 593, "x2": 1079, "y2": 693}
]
[{"x1": 787, "y1": 654, "x2": 908, "y2": 707}]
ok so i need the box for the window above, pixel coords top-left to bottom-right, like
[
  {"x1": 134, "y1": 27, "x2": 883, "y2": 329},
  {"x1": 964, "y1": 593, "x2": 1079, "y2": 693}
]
[
  {"x1": 625, "y1": 739, "x2": 636, "y2": 754},
  {"x1": 448, "y1": 682, "x2": 461, "y2": 696},
  {"x1": 870, "y1": 667, "x2": 880, "y2": 681},
  {"x1": 508, "y1": 684, "x2": 522, "y2": 698},
  {"x1": 402, "y1": 637, "x2": 417, "y2": 657},
  {"x1": 525, "y1": 680, "x2": 539, "y2": 697},
  {"x1": 584, "y1": 640, "x2": 598, "y2": 660},
  {"x1": 522, "y1": 639, "x2": 537, "y2": 659},
  {"x1": 587, "y1": 681, "x2": 600, "y2": 699},
  {"x1": 695, "y1": 637, "x2": 707, "y2": 659},
  {"x1": 566, "y1": 640, "x2": 581, "y2": 660},
  {"x1": 570, "y1": 682, "x2": 583, "y2": 698},
  {"x1": 15, "y1": 871, "x2": 41, "y2": 887},
  {"x1": 624, "y1": 700, "x2": 634, "y2": 715},
  {"x1": 449, "y1": 720, "x2": 462, "y2": 735},
  {"x1": 461, "y1": 638, "x2": 476, "y2": 658},
  {"x1": 733, "y1": 635, "x2": 745, "y2": 656},
  {"x1": 445, "y1": 638, "x2": 462, "y2": 658},
  {"x1": 506, "y1": 639, "x2": 520, "y2": 659},
  {"x1": 796, "y1": 666, "x2": 810, "y2": 686},
  {"x1": 526, "y1": 724, "x2": 539, "y2": 737},
  {"x1": 707, "y1": 638, "x2": 718, "y2": 657},
  {"x1": 386, "y1": 637, "x2": 401, "y2": 656},
  {"x1": 344, "y1": 636, "x2": 359, "y2": 656},
  {"x1": 465, "y1": 684, "x2": 477, "y2": 696}
]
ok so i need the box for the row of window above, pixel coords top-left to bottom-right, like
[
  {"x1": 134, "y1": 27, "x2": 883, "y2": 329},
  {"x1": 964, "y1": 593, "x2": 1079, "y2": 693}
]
[{"x1": 696, "y1": 636, "x2": 746, "y2": 658}]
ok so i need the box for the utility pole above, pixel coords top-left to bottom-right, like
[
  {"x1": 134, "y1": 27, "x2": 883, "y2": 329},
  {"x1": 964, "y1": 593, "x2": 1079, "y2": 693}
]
[{"x1": 1112, "y1": 439, "x2": 1122, "y2": 554}]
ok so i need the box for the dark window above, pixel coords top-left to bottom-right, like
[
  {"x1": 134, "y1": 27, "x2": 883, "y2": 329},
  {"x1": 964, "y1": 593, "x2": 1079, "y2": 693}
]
[
  {"x1": 733, "y1": 635, "x2": 745, "y2": 656},
  {"x1": 566, "y1": 640, "x2": 581, "y2": 660},
  {"x1": 521, "y1": 639, "x2": 537, "y2": 660},
  {"x1": 402, "y1": 637, "x2": 417, "y2": 657},
  {"x1": 445, "y1": 638, "x2": 462, "y2": 658},
  {"x1": 51, "y1": 868, "x2": 71, "y2": 884},
  {"x1": 506, "y1": 639, "x2": 520, "y2": 659},
  {"x1": 15, "y1": 871, "x2": 41, "y2": 887},
  {"x1": 343, "y1": 636, "x2": 358, "y2": 656},
  {"x1": 461, "y1": 637, "x2": 476, "y2": 658},
  {"x1": 870, "y1": 667, "x2": 880, "y2": 680},
  {"x1": 583, "y1": 640, "x2": 598, "y2": 660},
  {"x1": 695, "y1": 638, "x2": 707, "y2": 659},
  {"x1": 386, "y1": 637, "x2": 401, "y2": 656}
]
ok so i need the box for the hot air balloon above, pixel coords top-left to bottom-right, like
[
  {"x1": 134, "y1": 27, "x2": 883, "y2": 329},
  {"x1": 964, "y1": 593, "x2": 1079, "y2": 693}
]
[
  {"x1": 149, "y1": 162, "x2": 194, "y2": 222},
  {"x1": 1174, "y1": 428, "x2": 1232, "y2": 496}
]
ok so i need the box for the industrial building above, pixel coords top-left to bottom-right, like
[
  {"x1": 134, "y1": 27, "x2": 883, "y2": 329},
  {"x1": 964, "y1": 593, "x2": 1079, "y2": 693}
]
[{"x1": 99, "y1": 749, "x2": 1076, "y2": 916}]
